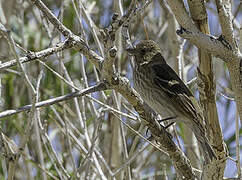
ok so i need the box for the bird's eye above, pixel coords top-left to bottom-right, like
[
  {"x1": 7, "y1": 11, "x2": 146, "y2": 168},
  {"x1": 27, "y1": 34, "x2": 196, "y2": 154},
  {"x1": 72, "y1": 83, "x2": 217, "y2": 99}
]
[{"x1": 141, "y1": 49, "x2": 146, "y2": 54}]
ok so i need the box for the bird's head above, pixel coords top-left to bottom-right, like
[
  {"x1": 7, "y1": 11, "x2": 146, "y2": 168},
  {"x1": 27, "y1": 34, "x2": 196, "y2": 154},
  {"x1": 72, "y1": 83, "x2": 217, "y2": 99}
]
[{"x1": 127, "y1": 40, "x2": 161, "y2": 65}]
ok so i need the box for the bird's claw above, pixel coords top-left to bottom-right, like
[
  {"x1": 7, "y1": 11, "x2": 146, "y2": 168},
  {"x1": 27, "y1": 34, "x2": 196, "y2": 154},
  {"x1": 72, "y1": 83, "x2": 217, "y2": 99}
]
[
  {"x1": 145, "y1": 116, "x2": 176, "y2": 139},
  {"x1": 158, "y1": 116, "x2": 177, "y2": 123}
]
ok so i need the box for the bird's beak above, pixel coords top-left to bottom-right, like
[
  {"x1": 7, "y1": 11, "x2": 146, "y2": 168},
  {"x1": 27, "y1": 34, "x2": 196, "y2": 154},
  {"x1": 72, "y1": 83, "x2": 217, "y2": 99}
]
[{"x1": 126, "y1": 47, "x2": 137, "y2": 55}]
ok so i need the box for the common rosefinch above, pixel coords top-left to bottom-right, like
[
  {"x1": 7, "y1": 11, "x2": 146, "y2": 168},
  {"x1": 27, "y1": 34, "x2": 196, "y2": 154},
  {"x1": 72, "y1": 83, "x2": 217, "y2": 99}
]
[{"x1": 127, "y1": 40, "x2": 215, "y2": 161}]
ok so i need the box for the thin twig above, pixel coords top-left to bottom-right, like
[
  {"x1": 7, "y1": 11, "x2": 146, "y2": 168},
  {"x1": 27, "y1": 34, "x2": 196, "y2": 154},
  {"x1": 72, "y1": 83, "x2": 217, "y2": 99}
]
[{"x1": 0, "y1": 83, "x2": 107, "y2": 118}]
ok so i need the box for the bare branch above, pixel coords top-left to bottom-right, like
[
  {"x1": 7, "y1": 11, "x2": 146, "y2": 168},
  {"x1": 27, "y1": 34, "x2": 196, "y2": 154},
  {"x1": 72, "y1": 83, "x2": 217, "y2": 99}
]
[
  {"x1": 176, "y1": 27, "x2": 241, "y2": 62},
  {"x1": 0, "y1": 40, "x2": 74, "y2": 70},
  {"x1": 0, "y1": 83, "x2": 107, "y2": 118},
  {"x1": 215, "y1": 0, "x2": 236, "y2": 49},
  {"x1": 166, "y1": 0, "x2": 198, "y2": 32}
]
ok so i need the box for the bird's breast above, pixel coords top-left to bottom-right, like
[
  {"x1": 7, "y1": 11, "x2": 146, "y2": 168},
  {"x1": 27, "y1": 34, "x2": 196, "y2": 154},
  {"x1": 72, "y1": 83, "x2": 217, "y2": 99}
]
[{"x1": 133, "y1": 67, "x2": 175, "y2": 118}]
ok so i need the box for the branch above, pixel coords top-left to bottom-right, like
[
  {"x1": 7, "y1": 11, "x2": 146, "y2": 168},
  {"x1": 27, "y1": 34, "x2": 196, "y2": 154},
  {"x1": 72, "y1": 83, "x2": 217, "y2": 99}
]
[
  {"x1": 176, "y1": 27, "x2": 241, "y2": 62},
  {"x1": 0, "y1": 83, "x2": 107, "y2": 119},
  {"x1": 0, "y1": 40, "x2": 73, "y2": 71},
  {"x1": 0, "y1": 23, "x2": 36, "y2": 93},
  {"x1": 31, "y1": 0, "x2": 72, "y2": 37},
  {"x1": 30, "y1": 0, "x2": 103, "y2": 70},
  {"x1": 166, "y1": 0, "x2": 198, "y2": 32},
  {"x1": 166, "y1": 0, "x2": 241, "y2": 63},
  {"x1": 215, "y1": 0, "x2": 236, "y2": 49},
  {"x1": 0, "y1": 38, "x2": 103, "y2": 73}
]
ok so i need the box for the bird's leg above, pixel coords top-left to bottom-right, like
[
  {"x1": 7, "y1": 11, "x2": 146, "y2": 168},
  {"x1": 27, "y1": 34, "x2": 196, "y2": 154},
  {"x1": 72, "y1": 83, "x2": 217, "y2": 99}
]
[
  {"x1": 158, "y1": 116, "x2": 176, "y2": 130},
  {"x1": 146, "y1": 116, "x2": 177, "y2": 136},
  {"x1": 164, "y1": 122, "x2": 175, "y2": 129},
  {"x1": 146, "y1": 122, "x2": 175, "y2": 142},
  {"x1": 158, "y1": 116, "x2": 177, "y2": 123},
  {"x1": 145, "y1": 128, "x2": 150, "y2": 137}
]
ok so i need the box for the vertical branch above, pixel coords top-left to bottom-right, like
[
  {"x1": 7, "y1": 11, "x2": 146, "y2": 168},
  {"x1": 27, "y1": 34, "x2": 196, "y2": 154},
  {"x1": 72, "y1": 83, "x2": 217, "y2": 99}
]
[
  {"x1": 187, "y1": 0, "x2": 226, "y2": 179},
  {"x1": 34, "y1": 68, "x2": 47, "y2": 180},
  {"x1": 77, "y1": 0, "x2": 107, "y2": 101},
  {"x1": 214, "y1": 0, "x2": 236, "y2": 49},
  {"x1": 113, "y1": 1, "x2": 132, "y2": 179},
  {"x1": 187, "y1": 0, "x2": 222, "y2": 147},
  {"x1": 57, "y1": 6, "x2": 78, "y2": 178}
]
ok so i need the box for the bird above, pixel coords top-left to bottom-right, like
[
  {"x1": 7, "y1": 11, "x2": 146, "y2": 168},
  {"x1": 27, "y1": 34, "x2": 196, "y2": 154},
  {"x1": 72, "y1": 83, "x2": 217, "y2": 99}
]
[{"x1": 127, "y1": 40, "x2": 215, "y2": 162}]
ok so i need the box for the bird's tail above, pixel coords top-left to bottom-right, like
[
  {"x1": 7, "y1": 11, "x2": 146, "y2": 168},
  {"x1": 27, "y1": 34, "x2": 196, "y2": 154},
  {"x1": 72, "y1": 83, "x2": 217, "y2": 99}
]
[
  {"x1": 191, "y1": 121, "x2": 216, "y2": 162},
  {"x1": 198, "y1": 136, "x2": 216, "y2": 162}
]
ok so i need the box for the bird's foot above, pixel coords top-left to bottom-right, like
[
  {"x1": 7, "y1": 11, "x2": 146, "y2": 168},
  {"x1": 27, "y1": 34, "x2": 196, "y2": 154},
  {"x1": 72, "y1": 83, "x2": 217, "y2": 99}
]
[
  {"x1": 164, "y1": 122, "x2": 175, "y2": 129},
  {"x1": 157, "y1": 116, "x2": 177, "y2": 123},
  {"x1": 145, "y1": 116, "x2": 176, "y2": 137}
]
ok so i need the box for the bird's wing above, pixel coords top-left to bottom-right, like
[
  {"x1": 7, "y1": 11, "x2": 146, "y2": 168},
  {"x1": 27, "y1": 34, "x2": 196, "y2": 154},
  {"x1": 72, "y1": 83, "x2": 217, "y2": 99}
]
[{"x1": 150, "y1": 53, "x2": 202, "y2": 121}]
